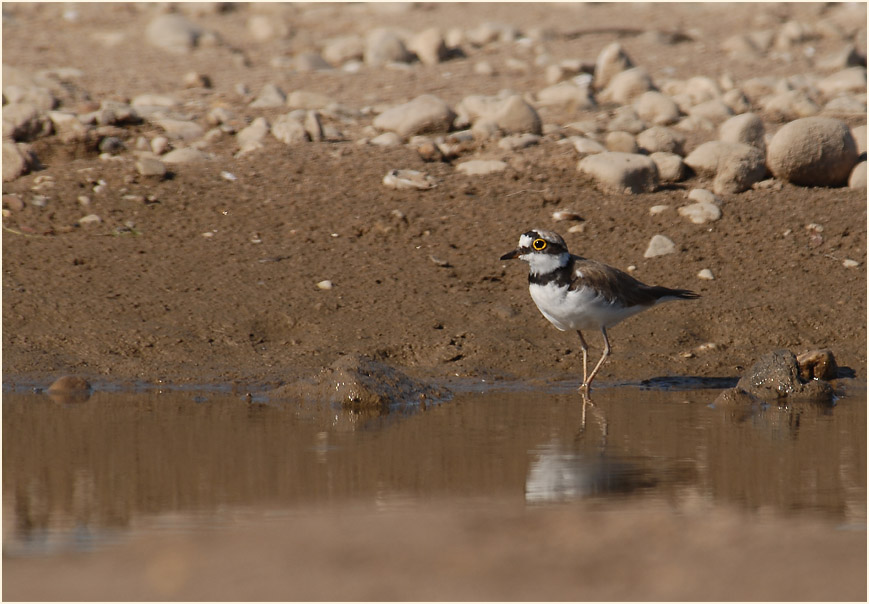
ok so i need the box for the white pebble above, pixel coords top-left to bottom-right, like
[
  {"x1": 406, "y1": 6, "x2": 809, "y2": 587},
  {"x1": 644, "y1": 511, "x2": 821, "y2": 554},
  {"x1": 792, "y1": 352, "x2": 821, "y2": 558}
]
[
  {"x1": 644, "y1": 234, "x2": 677, "y2": 258},
  {"x1": 697, "y1": 268, "x2": 715, "y2": 280},
  {"x1": 649, "y1": 204, "x2": 670, "y2": 215},
  {"x1": 843, "y1": 259, "x2": 859, "y2": 268},
  {"x1": 382, "y1": 169, "x2": 437, "y2": 190},
  {"x1": 317, "y1": 280, "x2": 333, "y2": 290}
]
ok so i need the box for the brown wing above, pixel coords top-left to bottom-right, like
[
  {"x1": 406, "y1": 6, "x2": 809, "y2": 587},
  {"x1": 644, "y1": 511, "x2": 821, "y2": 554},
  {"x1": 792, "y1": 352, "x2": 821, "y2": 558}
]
[{"x1": 568, "y1": 257, "x2": 697, "y2": 306}]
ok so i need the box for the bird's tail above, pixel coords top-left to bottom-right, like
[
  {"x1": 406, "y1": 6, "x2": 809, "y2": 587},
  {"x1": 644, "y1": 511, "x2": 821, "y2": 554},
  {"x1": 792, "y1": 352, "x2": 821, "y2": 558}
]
[{"x1": 650, "y1": 286, "x2": 700, "y2": 301}]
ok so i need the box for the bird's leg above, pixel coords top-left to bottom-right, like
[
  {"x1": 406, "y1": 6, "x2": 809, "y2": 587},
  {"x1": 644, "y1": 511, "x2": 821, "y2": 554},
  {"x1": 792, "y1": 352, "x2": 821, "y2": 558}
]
[
  {"x1": 576, "y1": 330, "x2": 589, "y2": 388},
  {"x1": 583, "y1": 327, "x2": 611, "y2": 391}
]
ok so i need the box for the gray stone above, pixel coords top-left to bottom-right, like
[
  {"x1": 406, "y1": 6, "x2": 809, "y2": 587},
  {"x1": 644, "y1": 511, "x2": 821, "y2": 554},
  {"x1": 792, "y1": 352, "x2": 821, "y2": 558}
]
[
  {"x1": 633, "y1": 91, "x2": 681, "y2": 125},
  {"x1": 136, "y1": 157, "x2": 167, "y2": 177},
  {"x1": 145, "y1": 14, "x2": 202, "y2": 53},
  {"x1": 817, "y1": 67, "x2": 867, "y2": 98},
  {"x1": 456, "y1": 159, "x2": 508, "y2": 175},
  {"x1": 594, "y1": 42, "x2": 633, "y2": 91},
  {"x1": 322, "y1": 35, "x2": 364, "y2": 65},
  {"x1": 713, "y1": 144, "x2": 767, "y2": 194},
  {"x1": 236, "y1": 117, "x2": 270, "y2": 154},
  {"x1": 250, "y1": 83, "x2": 287, "y2": 108},
  {"x1": 636, "y1": 126, "x2": 686, "y2": 155},
  {"x1": 161, "y1": 146, "x2": 209, "y2": 163},
  {"x1": 536, "y1": 81, "x2": 596, "y2": 110},
  {"x1": 2, "y1": 141, "x2": 38, "y2": 182},
  {"x1": 848, "y1": 161, "x2": 867, "y2": 188},
  {"x1": 498, "y1": 133, "x2": 541, "y2": 150},
  {"x1": 643, "y1": 234, "x2": 676, "y2": 258},
  {"x1": 578, "y1": 151, "x2": 659, "y2": 194},
  {"x1": 605, "y1": 131, "x2": 639, "y2": 153},
  {"x1": 272, "y1": 114, "x2": 309, "y2": 144},
  {"x1": 678, "y1": 201, "x2": 721, "y2": 224},
  {"x1": 719, "y1": 113, "x2": 766, "y2": 150},
  {"x1": 494, "y1": 95, "x2": 542, "y2": 135},
  {"x1": 728, "y1": 349, "x2": 834, "y2": 403},
  {"x1": 364, "y1": 29, "x2": 413, "y2": 66},
  {"x1": 599, "y1": 67, "x2": 654, "y2": 105},
  {"x1": 155, "y1": 118, "x2": 204, "y2": 141},
  {"x1": 767, "y1": 117, "x2": 858, "y2": 186},
  {"x1": 373, "y1": 95, "x2": 456, "y2": 137},
  {"x1": 650, "y1": 152, "x2": 686, "y2": 182}
]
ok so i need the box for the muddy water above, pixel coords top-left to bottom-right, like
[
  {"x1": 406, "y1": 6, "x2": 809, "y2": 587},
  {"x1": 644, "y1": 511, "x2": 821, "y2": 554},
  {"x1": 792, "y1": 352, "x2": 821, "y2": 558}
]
[{"x1": 3, "y1": 382, "x2": 866, "y2": 600}]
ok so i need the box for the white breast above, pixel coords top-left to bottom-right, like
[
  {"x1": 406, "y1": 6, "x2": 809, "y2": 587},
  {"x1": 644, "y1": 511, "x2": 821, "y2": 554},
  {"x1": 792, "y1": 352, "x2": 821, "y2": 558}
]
[{"x1": 528, "y1": 282, "x2": 648, "y2": 331}]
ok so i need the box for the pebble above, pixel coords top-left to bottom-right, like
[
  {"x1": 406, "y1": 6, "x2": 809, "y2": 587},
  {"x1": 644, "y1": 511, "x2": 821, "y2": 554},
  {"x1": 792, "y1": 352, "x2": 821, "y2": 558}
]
[
  {"x1": 678, "y1": 201, "x2": 722, "y2": 224},
  {"x1": 183, "y1": 71, "x2": 211, "y2": 88},
  {"x1": 767, "y1": 117, "x2": 858, "y2": 186},
  {"x1": 578, "y1": 151, "x2": 659, "y2": 194},
  {"x1": 136, "y1": 157, "x2": 167, "y2": 177},
  {"x1": 161, "y1": 147, "x2": 209, "y2": 163},
  {"x1": 370, "y1": 132, "x2": 402, "y2": 146},
  {"x1": 848, "y1": 161, "x2": 867, "y2": 189},
  {"x1": 697, "y1": 269, "x2": 715, "y2": 280},
  {"x1": 817, "y1": 67, "x2": 867, "y2": 98},
  {"x1": 317, "y1": 280, "x2": 333, "y2": 290},
  {"x1": 322, "y1": 35, "x2": 364, "y2": 65},
  {"x1": 2, "y1": 141, "x2": 37, "y2": 182},
  {"x1": 272, "y1": 114, "x2": 309, "y2": 144},
  {"x1": 823, "y1": 95, "x2": 867, "y2": 116},
  {"x1": 498, "y1": 133, "x2": 541, "y2": 150},
  {"x1": 3, "y1": 194, "x2": 24, "y2": 212},
  {"x1": 250, "y1": 83, "x2": 287, "y2": 108},
  {"x1": 48, "y1": 375, "x2": 91, "y2": 392},
  {"x1": 304, "y1": 111, "x2": 324, "y2": 142},
  {"x1": 151, "y1": 136, "x2": 170, "y2": 155},
  {"x1": 687, "y1": 99, "x2": 733, "y2": 123},
  {"x1": 713, "y1": 143, "x2": 767, "y2": 194},
  {"x1": 633, "y1": 91, "x2": 681, "y2": 125},
  {"x1": 2, "y1": 102, "x2": 45, "y2": 141},
  {"x1": 287, "y1": 90, "x2": 332, "y2": 110},
  {"x1": 843, "y1": 259, "x2": 860, "y2": 268},
  {"x1": 373, "y1": 94, "x2": 456, "y2": 137},
  {"x1": 718, "y1": 113, "x2": 766, "y2": 150},
  {"x1": 494, "y1": 95, "x2": 542, "y2": 135},
  {"x1": 606, "y1": 106, "x2": 646, "y2": 134},
  {"x1": 408, "y1": 27, "x2": 449, "y2": 65},
  {"x1": 643, "y1": 234, "x2": 677, "y2": 258},
  {"x1": 649, "y1": 152, "x2": 686, "y2": 182},
  {"x1": 536, "y1": 81, "x2": 595, "y2": 109},
  {"x1": 382, "y1": 169, "x2": 437, "y2": 190},
  {"x1": 687, "y1": 188, "x2": 720, "y2": 204},
  {"x1": 761, "y1": 90, "x2": 820, "y2": 121},
  {"x1": 605, "y1": 131, "x2": 639, "y2": 153},
  {"x1": 236, "y1": 117, "x2": 270, "y2": 154},
  {"x1": 294, "y1": 52, "x2": 332, "y2": 72},
  {"x1": 683, "y1": 141, "x2": 725, "y2": 176},
  {"x1": 247, "y1": 14, "x2": 290, "y2": 41},
  {"x1": 155, "y1": 118, "x2": 204, "y2": 141},
  {"x1": 594, "y1": 42, "x2": 633, "y2": 91},
  {"x1": 636, "y1": 126, "x2": 685, "y2": 155},
  {"x1": 474, "y1": 61, "x2": 496, "y2": 76},
  {"x1": 364, "y1": 29, "x2": 413, "y2": 66},
  {"x1": 599, "y1": 67, "x2": 654, "y2": 105},
  {"x1": 570, "y1": 136, "x2": 606, "y2": 155},
  {"x1": 78, "y1": 214, "x2": 102, "y2": 225},
  {"x1": 145, "y1": 14, "x2": 202, "y2": 53},
  {"x1": 456, "y1": 159, "x2": 508, "y2": 176},
  {"x1": 551, "y1": 210, "x2": 583, "y2": 222},
  {"x1": 98, "y1": 136, "x2": 125, "y2": 155},
  {"x1": 649, "y1": 204, "x2": 670, "y2": 215},
  {"x1": 471, "y1": 118, "x2": 499, "y2": 140}
]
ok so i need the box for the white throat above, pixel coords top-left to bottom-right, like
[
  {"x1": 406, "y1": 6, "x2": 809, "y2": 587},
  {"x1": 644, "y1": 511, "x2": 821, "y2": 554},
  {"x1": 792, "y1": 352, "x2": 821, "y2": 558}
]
[{"x1": 522, "y1": 251, "x2": 569, "y2": 275}]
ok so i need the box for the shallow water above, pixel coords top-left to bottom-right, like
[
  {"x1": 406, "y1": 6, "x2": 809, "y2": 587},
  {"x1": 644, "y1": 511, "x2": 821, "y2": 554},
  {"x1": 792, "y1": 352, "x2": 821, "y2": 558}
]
[{"x1": 2, "y1": 381, "x2": 866, "y2": 600}]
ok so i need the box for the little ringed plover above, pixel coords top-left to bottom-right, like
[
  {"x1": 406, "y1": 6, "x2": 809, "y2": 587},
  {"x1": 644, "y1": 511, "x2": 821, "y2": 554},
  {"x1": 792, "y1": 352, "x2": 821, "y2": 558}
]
[{"x1": 501, "y1": 229, "x2": 699, "y2": 392}]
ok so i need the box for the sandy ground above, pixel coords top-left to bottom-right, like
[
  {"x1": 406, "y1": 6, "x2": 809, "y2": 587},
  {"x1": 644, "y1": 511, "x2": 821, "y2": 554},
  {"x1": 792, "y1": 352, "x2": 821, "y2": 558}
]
[{"x1": 2, "y1": 3, "x2": 866, "y2": 390}]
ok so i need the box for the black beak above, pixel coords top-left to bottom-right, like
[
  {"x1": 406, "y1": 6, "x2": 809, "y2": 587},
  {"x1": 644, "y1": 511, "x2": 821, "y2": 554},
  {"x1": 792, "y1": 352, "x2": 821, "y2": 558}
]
[{"x1": 500, "y1": 248, "x2": 520, "y2": 261}]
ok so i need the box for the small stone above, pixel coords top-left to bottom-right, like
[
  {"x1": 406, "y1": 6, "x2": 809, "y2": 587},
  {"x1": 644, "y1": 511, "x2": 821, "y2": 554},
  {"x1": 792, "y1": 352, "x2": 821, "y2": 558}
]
[
  {"x1": 136, "y1": 157, "x2": 167, "y2": 177},
  {"x1": 494, "y1": 95, "x2": 542, "y2": 135},
  {"x1": 687, "y1": 188, "x2": 720, "y2": 204},
  {"x1": 605, "y1": 131, "x2": 639, "y2": 153},
  {"x1": 294, "y1": 52, "x2": 332, "y2": 72},
  {"x1": 719, "y1": 113, "x2": 766, "y2": 150},
  {"x1": 594, "y1": 42, "x2": 634, "y2": 91},
  {"x1": 373, "y1": 94, "x2": 456, "y2": 137},
  {"x1": 498, "y1": 133, "x2": 541, "y2": 150},
  {"x1": 644, "y1": 234, "x2": 677, "y2": 258},
  {"x1": 843, "y1": 258, "x2": 859, "y2": 268},
  {"x1": 272, "y1": 114, "x2": 309, "y2": 144},
  {"x1": 817, "y1": 67, "x2": 867, "y2": 98},
  {"x1": 633, "y1": 91, "x2": 681, "y2": 125},
  {"x1": 474, "y1": 61, "x2": 496, "y2": 76},
  {"x1": 98, "y1": 136, "x2": 125, "y2": 155},
  {"x1": 78, "y1": 214, "x2": 102, "y2": 225},
  {"x1": 408, "y1": 27, "x2": 449, "y2": 65},
  {"x1": 236, "y1": 117, "x2": 270, "y2": 154},
  {"x1": 287, "y1": 90, "x2": 333, "y2": 110},
  {"x1": 247, "y1": 13, "x2": 290, "y2": 41},
  {"x1": 636, "y1": 126, "x2": 686, "y2": 155},
  {"x1": 697, "y1": 269, "x2": 715, "y2": 280},
  {"x1": 371, "y1": 132, "x2": 402, "y2": 146},
  {"x1": 156, "y1": 118, "x2": 204, "y2": 141},
  {"x1": 607, "y1": 106, "x2": 646, "y2": 134},
  {"x1": 536, "y1": 81, "x2": 596, "y2": 110},
  {"x1": 687, "y1": 99, "x2": 733, "y2": 123},
  {"x1": 551, "y1": 210, "x2": 583, "y2": 222},
  {"x1": 250, "y1": 83, "x2": 287, "y2": 108},
  {"x1": 650, "y1": 152, "x2": 686, "y2": 182},
  {"x1": 317, "y1": 280, "x2": 333, "y2": 290},
  {"x1": 599, "y1": 67, "x2": 654, "y2": 105},
  {"x1": 304, "y1": 111, "x2": 324, "y2": 142},
  {"x1": 456, "y1": 159, "x2": 508, "y2": 176},
  {"x1": 151, "y1": 136, "x2": 170, "y2": 155},
  {"x1": 183, "y1": 71, "x2": 211, "y2": 88},
  {"x1": 570, "y1": 136, "x2": 606, "y2": 155},
  {"x1": 578, "y1": 151, "x2": 659, "y2": 194},
  {"x1": 382, "y1": 169, "x2": 437, "y2": 190},
  {"x1": 364, "y1": 29, "x2": 413, "y2": 66},
  {"x1": 162, "y1": 147, "x2": 209, "y2": 163},
  {"x1": 2, "y1": 141, "x2": 38, "y2": 182},
  {"x1": 848, "y1": 161, "x2": 867, "y2": 189},
  {"x1": 713, "y1": 144, "x2": 767, "y2": 194},
  {"x1": 145, "y1": 14, "x2": 202, "y2": 53},
  {"x1": 762, "y1": 90, "x2": 821, "y2": 121},
  {"x1": 649, "y1": 204, "x2": 670, "y2": 215},
  {"x1": 767, "y1": 117, "x2": 858, "y2": 186},
  {"x1": 678, "y1": 202, "x2": 722, "y2": 224}
]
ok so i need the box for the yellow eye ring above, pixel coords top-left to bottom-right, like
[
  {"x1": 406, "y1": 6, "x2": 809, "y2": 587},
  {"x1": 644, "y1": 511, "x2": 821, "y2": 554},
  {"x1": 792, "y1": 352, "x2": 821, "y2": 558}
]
[{"x1": 532, "y1": 238, "x2": 547, "y2": 251}]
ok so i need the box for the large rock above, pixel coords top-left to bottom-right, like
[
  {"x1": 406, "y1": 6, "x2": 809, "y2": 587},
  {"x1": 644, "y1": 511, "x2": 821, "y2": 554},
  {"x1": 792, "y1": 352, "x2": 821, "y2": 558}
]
[
  {"x1": 715, "y1": 349, "x2": 835, "y2": 405},
  {"x1": 767, "y1": 117, "x2": 858, "y2": 186},
  {"x1": 373, "y1": 94, "x2": 456, "y2": 137},
  {"x1": 713, "y1": 144, "x2": 767, "y2": 194},
  {"x1": 578, "y1": 152, "x2": 659, "y2": 194}
]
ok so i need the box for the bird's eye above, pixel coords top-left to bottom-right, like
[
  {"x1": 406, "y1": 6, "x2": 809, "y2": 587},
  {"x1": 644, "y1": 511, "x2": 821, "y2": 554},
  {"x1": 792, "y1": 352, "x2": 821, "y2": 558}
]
[{"x1": 532, "y1": 238, "x2": 547, "y2": 251}]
